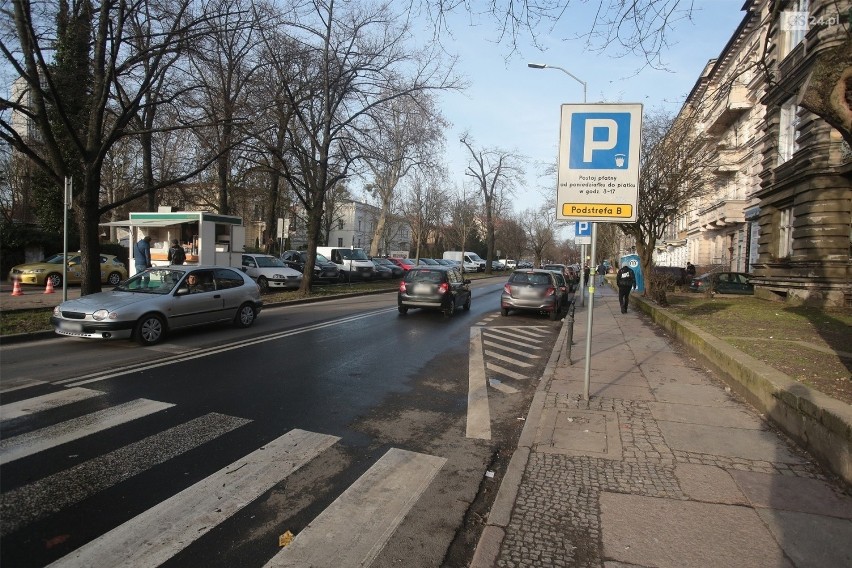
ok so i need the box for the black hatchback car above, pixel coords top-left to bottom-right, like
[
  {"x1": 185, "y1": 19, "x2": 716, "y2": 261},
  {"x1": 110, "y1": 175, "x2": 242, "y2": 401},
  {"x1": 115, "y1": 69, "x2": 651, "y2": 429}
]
[
  {"x1": 398, "y1": 266, "x2": 472, "y2": 317},
  {"x1": 281, "y1": 250, "x2": 339, "y2": 283}
]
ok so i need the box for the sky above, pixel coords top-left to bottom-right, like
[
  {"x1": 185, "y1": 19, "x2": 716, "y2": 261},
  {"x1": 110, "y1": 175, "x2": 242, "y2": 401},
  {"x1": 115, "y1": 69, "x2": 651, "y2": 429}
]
[{"x1": 419, "y1": 0, "x2": 748, "y2": 215}]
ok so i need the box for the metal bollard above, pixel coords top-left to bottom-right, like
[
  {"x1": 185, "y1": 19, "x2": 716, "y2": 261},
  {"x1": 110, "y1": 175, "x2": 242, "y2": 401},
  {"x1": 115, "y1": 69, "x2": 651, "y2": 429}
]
[{"x1": 565, "y1": 299, "x2": 576, "y2": 365}]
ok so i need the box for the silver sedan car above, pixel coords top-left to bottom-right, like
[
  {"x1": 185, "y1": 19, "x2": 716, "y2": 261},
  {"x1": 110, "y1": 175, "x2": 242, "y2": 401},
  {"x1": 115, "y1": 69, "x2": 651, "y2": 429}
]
[{"x1": 51, "y1": 265, "x2": 263, "y2": 345}]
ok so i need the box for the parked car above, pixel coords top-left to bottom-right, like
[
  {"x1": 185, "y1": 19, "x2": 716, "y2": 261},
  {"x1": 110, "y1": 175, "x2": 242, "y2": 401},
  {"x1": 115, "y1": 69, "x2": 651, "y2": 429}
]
[
  {"x1": 397, "y1": 265, "x2": 472, "y2": 317},
  {"x1": 434, "y1": 258, "x2": 455, "y2": 266},
  {"x1": 280, "y1": 250, "x2": 340, "y2": 283},
  {"x1": 541, "y1": 263, "x2": 577, "y2": 291},
  {"x1": 500, "y1": 269, "x2": 564, "y2": 320},
  {"x1": 491, "y1": 260, "x2": 506, "y2": 271},
  {"x1": 387, "y1": 257, "x2": 417, "y2": 272},
  {"x1": 417, "y1": 258, "x2": 440, "y2": 265},
  {"x1": 549, "y1": 271, "x2": 572, "y2": 310},
  {"x1": 688, "y1": 272, "x2": 754, "y2": 295},
  {"x1": 9, "y1": 253, "x2": 128, "y2": 287},
  {"x1": 373, "y1": 257, "x2": 403, "y2": 278},
  {"x1": 371, "y1": 258, "x2": 395, "y2": 279},
  {"x1": 241, "y1": 254, "x2": 302, "y2": 292},
  {"x1": 517, "y1": 260, "x2": 534, "y2": 269},
  {"x1": 50, "y1": 266, "x2": 263, "y2": 345}
]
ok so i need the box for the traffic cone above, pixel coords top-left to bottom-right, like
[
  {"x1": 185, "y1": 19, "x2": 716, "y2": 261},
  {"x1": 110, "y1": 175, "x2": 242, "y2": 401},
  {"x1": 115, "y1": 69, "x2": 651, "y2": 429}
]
[
  {"x1": 11, "y1": 279, "x2": 23, "y2": 296},
  {"x1": 44, "y1": 278, "x2": 55, "y2": 294}
]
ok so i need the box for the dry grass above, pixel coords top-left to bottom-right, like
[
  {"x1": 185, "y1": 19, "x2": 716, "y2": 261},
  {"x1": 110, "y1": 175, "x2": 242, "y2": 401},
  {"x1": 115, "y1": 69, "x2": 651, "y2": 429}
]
[{"x1": 664, "y1": 293, "x2": 852, "y2": 404}]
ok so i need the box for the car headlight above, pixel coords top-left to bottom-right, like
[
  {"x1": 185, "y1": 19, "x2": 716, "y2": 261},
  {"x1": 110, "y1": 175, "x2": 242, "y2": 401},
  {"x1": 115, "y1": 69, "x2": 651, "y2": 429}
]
[
  {"x1": 92, "y1": 309, "x2": 111, "y2": 321},
  {"x1": 27, "y1": 268, "x2": 45, "y2": 274},
  {"x1": 53, "y1": 306, "x2": 61, "y2": 316}
]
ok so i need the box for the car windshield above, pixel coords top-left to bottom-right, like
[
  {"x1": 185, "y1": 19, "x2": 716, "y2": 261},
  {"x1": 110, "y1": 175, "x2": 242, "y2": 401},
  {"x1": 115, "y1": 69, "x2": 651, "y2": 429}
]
[
  {"x1": 255, "y1": 256, "x2": 286, "y2": 268},
  {"x1": 115, "y1": 268, "x2": 183, "y2": 294},
  {"x1": 339, "y1": 249, "x2": 368, "y2": 261},
  {"x1": 316, "y1": 253, "x2": 330, "y2": 263},
  {"x1": 467, "y1": 253, "x2": 483, "y2": 262},
  {"x1": 43, "y1": 253, "x2": 70, "y2": 264}
]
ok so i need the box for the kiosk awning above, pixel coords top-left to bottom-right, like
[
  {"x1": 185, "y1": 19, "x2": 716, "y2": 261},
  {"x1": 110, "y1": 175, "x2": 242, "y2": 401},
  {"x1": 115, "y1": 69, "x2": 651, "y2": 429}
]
[{"x1": 100, "y1": 219, "x2": 197, "y2": 227}]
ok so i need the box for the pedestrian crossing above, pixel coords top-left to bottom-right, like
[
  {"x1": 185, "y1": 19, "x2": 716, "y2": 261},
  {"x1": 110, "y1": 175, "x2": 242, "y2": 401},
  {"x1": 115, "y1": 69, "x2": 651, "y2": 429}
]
[{"x1": 0, "y1": 385, "x2": 445, "y2": 567}]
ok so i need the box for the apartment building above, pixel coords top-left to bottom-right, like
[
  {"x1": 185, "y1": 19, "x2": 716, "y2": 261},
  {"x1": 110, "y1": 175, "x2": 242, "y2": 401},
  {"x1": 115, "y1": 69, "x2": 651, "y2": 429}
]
[
  {"x1": 672, "y1": 0, "x2": 850, "y2": 306},
  {"x1": 326, "y1": 200, "x2": 411, "y2": 256}
]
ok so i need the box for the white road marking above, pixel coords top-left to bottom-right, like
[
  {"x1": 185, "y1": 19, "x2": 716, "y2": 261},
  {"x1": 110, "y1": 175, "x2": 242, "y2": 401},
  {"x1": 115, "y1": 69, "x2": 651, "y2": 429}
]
[
  {"x1": 483, "y1": 350, "x2": 534, "y2": 368},
  {"x1": 0, "y1": 387, "x2": 103, "y2": 421},
  {"x1": 265, "y1": 448, "x2": 446, "y2": 568},
  {"x1": 48, "y1": 429, "x2": 338, "y2": 568},
  {"x1": 0, "y1": 398, "x2": 175, "y2": 465},
  {"x1": 488, "y1": 378, "x2": 519, "y2": 394},
  {"x1": 483, "y1": 339, "x2": 541, "y2": 358},
  {"x1": 466, "y1": 327, "x2": 491, "y2": 440},
  {"x1": 486, "y1": 362, "x2": 530, "y2": 382},
  {"x1": 0, "y1": 378, "x2": 49, "y2": 394},
  {"x1": 1, "y1": 413, "x2": 250, "y2": 537},
  {"x1": 486, "y1": 327, "x2": 545, "y2": 344}
]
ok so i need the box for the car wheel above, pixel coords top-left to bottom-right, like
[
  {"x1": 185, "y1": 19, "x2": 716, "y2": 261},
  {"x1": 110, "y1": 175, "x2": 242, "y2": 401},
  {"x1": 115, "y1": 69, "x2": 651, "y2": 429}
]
[
  {"x1": 47, "y1": 273, "x2": 62, "y2": 288},
  {"x1": 501, "y1": 308, "x2": 509, "y2": 317},
  {"x1": 234, "y1": 303, "x2": 257, "y2": 328},
  {"x1": 443, "y1": 302, "x2": 454, "y2": 318},
  {"x1": 463, "y1": 295, "x2": 471, "y2": 311},
  {"x1": 338, "y1": 272, "x2": 347, "y2": 283},
  {"x1": 257, "y1": 276, "x2": 269, "y2": 293},
  {"x1": 134, "y1": 313, "x2": 165, "y2": 346},
  {"x1": 398, "y1": 305, "x2": 408, "y2": 315},
  {"x1": 107, "y1": 271, "x2": 122, "y2": 285},
  {"x1": 549, "y1": 307, "x2": 560, "y2": 321}
]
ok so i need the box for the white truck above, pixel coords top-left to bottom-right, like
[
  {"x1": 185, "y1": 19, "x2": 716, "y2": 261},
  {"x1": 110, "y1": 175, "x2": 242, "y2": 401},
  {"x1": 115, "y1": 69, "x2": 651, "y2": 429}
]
[
  {"x1": 316, "y1": 246, "x2": 375, "y2": 281},
  {"x1": 443, "y1": 251, "x2": 485, "y2": 272}
]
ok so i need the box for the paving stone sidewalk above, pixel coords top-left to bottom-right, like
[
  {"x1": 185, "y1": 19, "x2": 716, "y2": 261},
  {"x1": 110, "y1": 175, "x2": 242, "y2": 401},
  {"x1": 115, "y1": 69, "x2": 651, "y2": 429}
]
[{"x1": 473, "y1": 287, "x2": 852, "y2": 568}]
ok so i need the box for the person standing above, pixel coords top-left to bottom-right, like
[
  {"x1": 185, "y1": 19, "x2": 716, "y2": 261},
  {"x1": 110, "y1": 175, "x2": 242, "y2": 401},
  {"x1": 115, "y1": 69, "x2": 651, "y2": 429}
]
[
  {"x1": 135, "y1": 235, "x2": 152, "y2": 287},
  {"x1": 616, "y1": 263, "x2": 637, "y2": 314},
  {"x1": 168, "y1": 239, "x2": 186, "y2": 265},
  {"x1": 685, "y1": 262, "x2": 696, "y2": 284}
]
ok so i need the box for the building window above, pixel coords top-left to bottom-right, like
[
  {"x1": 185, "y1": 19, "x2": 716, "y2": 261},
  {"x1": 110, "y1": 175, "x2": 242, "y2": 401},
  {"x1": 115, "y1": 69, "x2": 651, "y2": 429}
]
[
  {"x1": 337, "y1": 219, "x2": 344, "y2": 230},
  {"x1": 780, "y1": 0, "x2": 809, "y2": 58},
  {"x1": 779, "y1": 207, "x2": 794, "y2": 257},
  {"x1": 337, "y1": 237, "x2": 343, "y2": 247},
  {"x1": 778, "y1": 98, "x2": 800, "y2": 164}
]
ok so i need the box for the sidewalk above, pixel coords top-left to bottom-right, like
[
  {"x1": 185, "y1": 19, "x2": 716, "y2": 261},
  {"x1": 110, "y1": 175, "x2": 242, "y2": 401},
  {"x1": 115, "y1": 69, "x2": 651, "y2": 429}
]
[
  {"x1": 473, "y1": 286, "x2": 852, "y2": 568},
  {"x1": 0, "y1": 279, "x2": 81, "y2": 310}
]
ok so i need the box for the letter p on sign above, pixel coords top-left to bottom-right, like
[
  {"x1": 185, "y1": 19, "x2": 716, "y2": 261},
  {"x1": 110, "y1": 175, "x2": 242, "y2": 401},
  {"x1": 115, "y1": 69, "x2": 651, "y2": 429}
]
[{"x1": 569, "y1": 112, "x2": 631, "y2": 170}]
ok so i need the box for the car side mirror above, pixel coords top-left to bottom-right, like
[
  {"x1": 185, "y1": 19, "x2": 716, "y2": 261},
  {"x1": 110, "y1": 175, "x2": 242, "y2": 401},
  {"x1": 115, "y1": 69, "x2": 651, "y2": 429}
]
[{"x1": 176, "y1": 286, "x2": 190, "y2": 295}]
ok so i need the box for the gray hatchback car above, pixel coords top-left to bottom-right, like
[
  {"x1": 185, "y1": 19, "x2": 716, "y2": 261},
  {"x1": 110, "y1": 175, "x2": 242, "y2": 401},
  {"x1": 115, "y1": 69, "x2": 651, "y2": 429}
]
[
  {"x1": 397, "y1": 265, "x2": 472, "y2": 317},
  {"x1": 500, "y1": 269, "x2": 564, "y2": 320}
]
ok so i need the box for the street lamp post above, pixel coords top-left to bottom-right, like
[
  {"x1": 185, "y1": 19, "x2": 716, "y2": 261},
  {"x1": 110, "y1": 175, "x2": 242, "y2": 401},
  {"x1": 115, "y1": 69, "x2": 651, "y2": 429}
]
[{"x1": 529, "y1": 61, "x2": 597, "y2": 403}]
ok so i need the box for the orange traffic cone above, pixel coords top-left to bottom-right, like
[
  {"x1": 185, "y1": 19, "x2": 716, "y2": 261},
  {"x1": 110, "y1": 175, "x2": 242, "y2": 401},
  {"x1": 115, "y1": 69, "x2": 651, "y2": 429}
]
[
  {"x1": 44, "y1": 278, "x2": 55, "y2": 294},
  {"x1": 11, "y1": 278, "x2": 23, "y2": 296}
]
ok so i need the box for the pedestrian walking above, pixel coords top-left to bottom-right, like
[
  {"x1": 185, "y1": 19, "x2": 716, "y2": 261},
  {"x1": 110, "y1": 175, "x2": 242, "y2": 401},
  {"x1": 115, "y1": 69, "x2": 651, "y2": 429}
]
[
  {"x1": 616, "y1": 263, "x2": 636, "y2": 314},
  {"x1": 597, "y1": 262, "x2": 607, "y2": 286},
  {"x1": 168, "y1": 239, "x2": 186, "y2": 265},
  {"x1": 685, "y1": 262, "x2": 696, "y2": 283}
]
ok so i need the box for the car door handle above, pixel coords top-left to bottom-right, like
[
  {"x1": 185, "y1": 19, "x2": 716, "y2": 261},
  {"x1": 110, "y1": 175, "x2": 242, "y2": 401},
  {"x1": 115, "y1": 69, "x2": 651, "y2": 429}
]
[{"x1": 214, "y1": 294, "x2": 221, "y2": 299}]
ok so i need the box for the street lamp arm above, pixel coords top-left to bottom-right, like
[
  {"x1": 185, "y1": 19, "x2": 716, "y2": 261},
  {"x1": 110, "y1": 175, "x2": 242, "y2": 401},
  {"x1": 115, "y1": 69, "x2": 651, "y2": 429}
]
[{"x1": 527, "y1": 62, "x2": 587, "y2": 103}]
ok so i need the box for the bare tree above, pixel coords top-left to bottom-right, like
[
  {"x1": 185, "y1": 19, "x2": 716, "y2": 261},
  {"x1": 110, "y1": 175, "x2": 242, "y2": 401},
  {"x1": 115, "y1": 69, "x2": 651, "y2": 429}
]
[
  {"x1": 402, "y1": 171, "x2": 447, "y2": 260},
  {"x1": 521, "y1": 204, "x2": 557, "y2": 268},
  {"x1": 459, "y1": 134, "x2": 525, "y2": 273},
  {"x1": 494, "y1": 213, "x2": 527, "y2": 262},
  {"x1": 0, "y1": 0, "x2": 225, "y2": 294},
  {"x1": 269, "y1": 0, "x2": 461, "y2": 294},
  {"x1": 361, "y1": 92, "x2": 447, "y2": 257},
  {"x1": 443, "y1": 186, "x2": 480, "y2": 254},
  {"x1": 617, "y1": 107, "x2": 713, "y2": 302}
]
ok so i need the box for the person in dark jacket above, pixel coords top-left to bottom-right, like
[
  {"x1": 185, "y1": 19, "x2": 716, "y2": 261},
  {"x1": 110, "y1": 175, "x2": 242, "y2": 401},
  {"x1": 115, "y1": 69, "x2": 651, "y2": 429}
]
[
  {"x1": 168, "y1": 239, "x2": 186, "y2": 265},
  {"x1": 616, "y1": 264, "x2": 637, "y2": 314}
]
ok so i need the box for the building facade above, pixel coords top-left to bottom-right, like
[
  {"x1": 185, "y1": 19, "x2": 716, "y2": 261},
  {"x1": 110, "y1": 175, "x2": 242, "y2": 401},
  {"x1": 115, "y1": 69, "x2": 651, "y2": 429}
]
[
  {"x1": 326, "y1": 200, "x2": 411, "y2": 256},
  {"x1": 668, "y1": 0, "x2": 850, "y2": 306}
]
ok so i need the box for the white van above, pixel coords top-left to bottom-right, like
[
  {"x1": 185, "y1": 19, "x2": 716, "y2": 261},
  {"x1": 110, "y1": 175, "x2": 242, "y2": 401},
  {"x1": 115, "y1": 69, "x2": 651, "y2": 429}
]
[
  {"x1": 443, "y1": 251, "x2": 485, "y2": 272},
  {"x1": 316, "y1": 247, "x2": 375, "y2": 281}
]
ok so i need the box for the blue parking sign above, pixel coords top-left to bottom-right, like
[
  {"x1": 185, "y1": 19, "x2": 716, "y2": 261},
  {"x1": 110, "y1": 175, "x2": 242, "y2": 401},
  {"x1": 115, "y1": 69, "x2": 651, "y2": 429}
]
[{"x1": 569, "y1": 112, "x2": 631, "y2": 169}]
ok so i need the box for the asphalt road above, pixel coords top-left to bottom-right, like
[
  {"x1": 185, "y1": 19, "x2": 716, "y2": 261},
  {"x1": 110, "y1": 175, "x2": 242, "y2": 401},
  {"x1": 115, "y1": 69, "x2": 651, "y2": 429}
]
[{"x1": 0, "y1": 280, "x2": 562, "y2": 567}]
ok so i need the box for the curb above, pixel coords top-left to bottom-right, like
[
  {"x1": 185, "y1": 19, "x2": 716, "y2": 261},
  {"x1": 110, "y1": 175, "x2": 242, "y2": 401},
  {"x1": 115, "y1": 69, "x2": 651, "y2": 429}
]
[{"x1": 469, "y1": 318, "x2": 568, "y2": 568}]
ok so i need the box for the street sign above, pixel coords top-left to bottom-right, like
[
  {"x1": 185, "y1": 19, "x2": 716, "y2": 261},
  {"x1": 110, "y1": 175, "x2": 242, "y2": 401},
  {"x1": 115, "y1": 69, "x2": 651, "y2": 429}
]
[
  {"x1": 575, "y1": 221, "x2": 592, "y2": 244},
  {"x1": 557, "y1": 103, "x2": 642, "y2": 222}
]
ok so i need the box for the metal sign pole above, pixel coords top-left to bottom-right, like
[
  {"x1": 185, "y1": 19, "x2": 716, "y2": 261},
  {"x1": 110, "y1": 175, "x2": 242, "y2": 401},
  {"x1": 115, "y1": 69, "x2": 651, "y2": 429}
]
[
  {"x1": 582, "y1": 222, "x2": 598, "y2": 401},
  {"x1": 579, "y1": 243, "x2": 586, "y2": 307},
  {"x1": 63, "y1": 177, "x2": 71, "y2": 301}
]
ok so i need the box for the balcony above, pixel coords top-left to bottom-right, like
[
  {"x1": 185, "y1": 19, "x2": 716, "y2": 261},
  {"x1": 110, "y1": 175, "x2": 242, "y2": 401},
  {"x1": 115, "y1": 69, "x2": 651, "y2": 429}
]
[
  {"x1": 705, "y1": 85, "x2": 753, "y2": 136},
  {"x1": 698, "y1": 198, "x2": 747, "y2": 230},
  {"x1": 714, "y1": 146, "x2": 748, "y2": 174}
]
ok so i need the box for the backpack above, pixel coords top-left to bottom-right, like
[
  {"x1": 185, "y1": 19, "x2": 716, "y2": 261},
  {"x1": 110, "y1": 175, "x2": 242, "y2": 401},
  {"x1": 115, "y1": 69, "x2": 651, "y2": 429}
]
[{"x1": 170, "y1": 245, "x2": 186, "y2": 265}]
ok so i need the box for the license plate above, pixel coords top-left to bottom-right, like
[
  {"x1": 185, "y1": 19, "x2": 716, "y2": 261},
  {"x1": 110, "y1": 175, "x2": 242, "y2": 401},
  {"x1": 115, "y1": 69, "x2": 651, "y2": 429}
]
[{"x1": 59, "y1": 321, "x2": 83, "y2": 332}]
